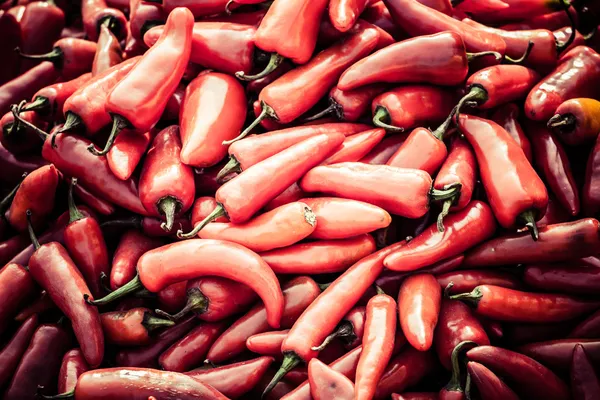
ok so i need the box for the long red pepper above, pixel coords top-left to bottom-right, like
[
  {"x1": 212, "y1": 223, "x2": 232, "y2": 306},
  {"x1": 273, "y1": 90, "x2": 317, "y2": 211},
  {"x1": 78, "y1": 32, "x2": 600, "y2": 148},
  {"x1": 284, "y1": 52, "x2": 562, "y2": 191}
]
[
  {"x1": 154, "y1": 0, "x2": 229, "y2": 18},
  {"x1": 518, "y1": 339, "x2": 600, "y2": 373},
  {"x1": 93, "y1": 7, "x2": 193, "y2": 156},
  {"x1": 90, "y1": 239, "x2": 284, "y2": 329},
  {"x1": 101, "y1": 307, "x2": 175, "y2": 346},
  {"x1": 206, "y1": 276, "x2": 321, "y2": 363},
  {"x1": 571, "y1": 344, "x2": 600, "y2": 400},
  {"x1": 0, "y1": 263, "x2": 35, "y2": 335},
  {"x1": 312, "y1": 306, "x2": 366, "y2": 351},
  {"x1": 570, "y1": 309, "x2": 600, "y2": 338},
  {"x1": 490, "y1": 103, "x2": 533, "y2": 161},
  {"x1": 110, "y1": 230, "x2": 162, "y2": 290},
  {"x1": 0, "y1": 315, "x2": 38, "y2": 387},
  {"x1": 74, "y1": 368, "x2": 228, "y2": 399},
  {"x1": 463, "y1": 218, "x2": 600, "y2": 267},
  {"x1": 538, "y1": 194, "x2": 571, "y2": 226},
  {"x1": 500, "y1": 9, "x2": 573, "y2": 30},
  {"x1": 0, "y1": 109, "x2": 46, "y2": 155},
  {"x1": 130, "y1": 0, "x2": 164, "y2": 42},
  {"x1": 526, "y1": 46, "x2": 600, "y2": 121},
  {"x1": 0, "y1": 61, "x2": 59, "y2": 117},
  {"x1": 179, "y1": 132, "x2": 344, "y2": 238},
  {"x1": 107, "y1": 128, "x2": 154, "y2": 181},
  {"x1": 329, "y1": 0, "x2": 370, "y2": 32},
  {"x1": 309, "y1": 358, "x2": 355, "y2": 400},
  {"x1": 355, "y1": 292, "x2": 396, "y2": 400},
  {"x1": 451, "y1": 285, "x2": 600, "y2": 323},
  {"x1": 323, "y1": 128, "x2": 385, "y2": 165},
  {"x1": 360, "y1": 134, "x2": 406, "y2": 165},
  {"x1": 0, "y1": 11, "x2": 20, "y2": 85},
  {"x1": 235, "y1": 26, "x2": 379, "y2": 142},
  {"x1": 247, "y1": 330, "x2": 289, "y2": 356},
  {"x1": 306, "y1": 85, "x2": 387, "y2": 122},
  {"x1": 439, "y1": 270, "x2": 521, "y2": 294},
  {"x1": 3, "y1": 323, "x2": 71, "y2": 400},
  {"x1": 159, "y1": 322, "x2": 226, "y2": 372},
  {"x1": 466, "y1": 345, "x2": 569, "y2": 400},
  {"x1": 458, "y1": 114, "x2": 548, "y2": 239},
  {"x1": 549, "y1": 98, "x2": 600, "y2": 145},
  {"x1": 264, "y1": 241, "x2": 404, "y2": 395},
  {"x1": 179, "y1": 71, "x2": 246, "y2": 168},
  {"x1": 27, "y1": 211, "x2": 104, "y2": 367},
  {"x1": 14, "y1": 291, "x2": 55, "y2": 322},
  {"x1": 43, "y1": 349, "x2": 90, "y2": 399},
  {"x1": 526, "y1": 120, "x2": 580, "y2": 215},
  {"x1": 92, "y1": 25, "x2": 122, "y2": 76},
  {"x1": 584, "y1": 134, "x2": 600, "y2": 216},
  {"x1": 524, "y1": 263, "x2": 600, "y2": 294},
  {"x1": 467, "y1": 361, "x2": 519, "y2": 400},
  {"x1": 398, "y1": 274, "x2": 441, "y2": 351},
  {"x1": 81, "y1": 0, "x2": 127, "y2": 41}
]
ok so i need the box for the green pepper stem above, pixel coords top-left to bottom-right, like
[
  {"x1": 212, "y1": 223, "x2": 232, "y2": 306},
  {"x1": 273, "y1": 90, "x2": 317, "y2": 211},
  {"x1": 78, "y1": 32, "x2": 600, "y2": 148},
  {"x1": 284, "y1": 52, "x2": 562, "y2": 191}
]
[
  {"x1": 236, "y1": 52, "x2": 284, "y2": 81},
  {"x1": 372, "y1": 106, "x2": 404, "y2": 132},
  {"x1": 437, "y1": 197, "x2": 455, "y2": 233},
  {"x1": 177, "y1": 205, "x2": 226, "y2": 239},
  {"x1": 26, "y1": 210, "x2": 40, "y2": 250},
  {"x1": 85, "y1": 275, "x2": 144, "y2": 306},
  {"x1": 158, "y1": 196, "x2": 181, "y2": 232},
  {"x1": 519, "y1": 209, "x2": 540, "y2": 241},
  {"x1": 430, "y1": 182, "x2": 462, "y2": 202},
  {"x1": 100, "y1": 216, "x2": 142, "y2": 230},
  {"x1": 98, "y1": 15, "x2": 121, "y2": 38},
  {"x1": 262, "y1": 353, "x2": 301, "y2": 398},
  {"x1": 504, "y1": 41, "x2": 534, "y2": 64},
  {"x1": 155, "y1": 287, "x2": 208, "y2": 321},
  {"x1": 142, "y1": 311, "x2": 175, "y2": 332},
  {"x1": 445, "y1": 341, "x2": 479, "y2": 392},
  {"x1": 222, "y1": 102, "x2": 275, "y2": 145},
  {"x1": 88, "y1": 115, "x2": 128, "y2": 156},
  {"x1": 547, "y1": 113, "x2": 576, "y2": 133},
  {"x1": 16, "y1": 47, "x2": 64, "y2": 68},
  {"x1": 449, "y1": 287, "x2": 483, "y2": 307},
  {"x1": 68, "y1": 178, "x2": 85, "y2": 223},
  {"x1": 317, "y1": 282, "x2": 331, "y2": 291},
  {"x1": 304, "y1": 102, "x2": 338, "y2": 122},
  {"x1": 58, "y1": 112, "x2": 83, "y2": 133},
  {"x1": 10, "y1": 104, "x2": 49, "y2": 141},
  {"x1": 20, "y1": 96, "x2": 50, "y2": 114},
  {"x1": 431, "y1": 105, "x2": 459, "y2": 141},
  {"x1": 311, "y1": 321, "x2": 354, "y2": 351},
  {"x1": 38, "y1": 387, "x2": 74, "y2": 399},
  {"x1": 466, "y1": 51, "x2": 502, "y2": 63},
  {"x1": 375, "y1": 285, "x2": 386, "y2": 295},
  {"x1": 556, "y1": 6, "x2": 576, "y2": 54},
  {"x1": 456, "y1": 86, "x2": 488, "y2": 121},
  {"x1": 216, "y1": 156, "x2": 242, "y2": 183}
]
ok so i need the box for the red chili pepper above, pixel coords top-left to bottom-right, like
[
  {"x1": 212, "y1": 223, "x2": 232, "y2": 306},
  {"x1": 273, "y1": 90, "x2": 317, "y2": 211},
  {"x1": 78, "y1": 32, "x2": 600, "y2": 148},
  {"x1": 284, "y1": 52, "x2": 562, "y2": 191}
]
[
  {"x1": 463, "y1": 0, "x2": 570, "y2": 24},
  {"x1": 500, "y1": 9, "x2": 572, "y2": 30},
  {"x1": 0, "y1": 263, "x2": 35, "y2": 335},
  {"x1": 0, "y1": 11, "x2": 20, "y2": 85},
  {"x1": 161, "y1": 83, "x2": 186, "y2": 122},
  {"x1": 308, "y1": 358, "x2": 355, "y2": 400},
  {"x1": 525, "y1": 121, "x2": 580, "y2": 215},
  {"x1": 154, "y1": 0, "x2": 229, "y2": 18},
  {"x1": 466, "y1": 361, "x2": 519, "y2": 400},
  {"x1": 339, "y1": 32, "x2": 499, "y2": 91},
  {"x1": 375, "y1": 346, "x2": 438, "y2": 399},
  {"x1": 0, "y1": 141, "x2": 47, "y2": 186},
  {"x1": 490, "y1": 103, "x2": 533, "y2": 162},
  {"x1": 216, "y1": 123, "x2": 368, "y2": 182},
  {"x1": 505, "y1": 322, "x2": 573, "y2": 345},
  {"x1": 18, "y1": 38, "x2": 96, "y2": 81},
  {"x1": 329, "y1": 0, "x2": 371, "y2": 32},
  {"x1": 450, "y1": 285, "x2": 600, "y2": 323},
  {"x1": 190, "y1": 196, "x2": 229, "y2": 226},
  {"x1": 313, "y1": 306, "x2": 366, "y2": 351},
  {"x1": 3, "y1": 323, "x2": 71, "y2": 400},
  {"x1": 384, "y1": 201, "x2": 496, "y2": 270},
  {"x1": 466, "y1": 345, "x2": 569, "y2": 400},
  {"x1": 548, "y1": 98, "x2": 600, "y2": 146},
  {"x1": 458, "y1": 114, "x2": 548, "y2": 239},
  {"x1": 14, "y1": 291, "x2": 56, "y2": 322},
  {"x1": 106, "y1": 128, "x2": 154, "y2": 181},
  {"x1": 323, "y1": 128, "x2": 386, "y2": 165},
  {"x1": 6, "y1": 164, "x2": 59, "y2": 232},
  {"x1": 155, "y1": 281, "x2": 187, "y2": 313},
  {"x1": 44, "y1": 349, "x2": 90, "y2": 398},
  {"x1": 0, "y1": 61, "x2": 59, "y2": 117},
  {"x1": 110, "y1": 230, "x2": 162, "y2": 290},
  {"x1": 570, "y1": 309, "x2": 600, "y2": 338},
  {"x1": 74, "y1": 177, "x2": 117, "y2": 216},
  {"x1": 318, "y1": 17, "x2": 395, "y2": 51},
  {"x1": 130, "y1": 0, "x2": 164, "y2": 43},
  {"x1": 398, "y1": 274, "x2": 441, "y2": 351},
  {"x1": 518, "y1": 339, "x2": 600, "y2": 374},
  {"x1": 0, "y1": 110, "x2": 46, "y2": 154},
  {"x1": 73, "y1": 367, "x2": 229, "y2": 399},
  {"x1": 439, "y1": 270, "x2": 521, "y2": 295},
  {"x1": 263, "y1": 182, "x2": 308, "y2": 211},
  {"x1": 584, "y1": 134, "x2": 600, "y2": 216},
  {"x1": 355, "y1": 292, "x2": 396, "y2": 400},
  {"x1": 264, "y1": 241, "x2": 404, "y2": 395},
  {"x1": 17, "y1": 0, "x2": 65, "y2": 73},
  {"x1": 306, "y1": 85, "x2": 387, "y2": 122},
  {"x1": 92, "y1": 25, "x2": 122, "y2": 76},
  {"x1": 246, "y1": 60, "x2": 294, "y2": 95},
  {"x1": 179, "y1": 71, "x2": 246, "y2": 168},
  {"x1": 463, "y1": 219, "x2": 600, "y2": 267},
  {"x1": 93, "y1": 8, "x2": 193, "y2": 156},
  {"x1": 0, "y1": 314, "x2": 38, "y2": 388},
  {"x1": 206, "y1": 276, "x2": 320, "y2": 363},
  {"x1": 239, "y1": 27, "x2": 379, "y2": 140},
  {"x1": 81, "y1": 0, "x2": 127, "y2": 41},
  {"x1": 571, "y1": 344, "x2": 600, "y2": 400},
  {"x1": 159, "y1": 321, "x2": 226, "y2": 372},
  {"x1": 115, "y1": 315, "x2": 197, "y2": 368},
  {"x1": 362, "y1": 1, "x2": 403, "y2": 39},
  {"x1": 180, "y1": 133, "x2": 345, "y2": 238},
  {"x1": 371, "y1": 85, "x2": 458, "y2": 133},
  {"x1": 526, "y1": 46, "x2": 600, "y2": 121},
  {"x1": 247, "y1": 330, "x2": 289, "y2": 356},
  {"x1": 27, "y1": 212, "x2": 104, "y2": 367},
  {"x1": 360, "y1": 134, "x2": 407, "y2": 165},
  {"x1": 524, "y1": 263, "x2": 600, "y2": 295},
  {"x1": 434, "y1": 299, "x2": 489, "y2": 370},
  {"x1": 537, "y1": 194, "x2": 570, "y2": 226},
  {"x1": 100, "y1": 307, "x2": 174, "y2": 346}
]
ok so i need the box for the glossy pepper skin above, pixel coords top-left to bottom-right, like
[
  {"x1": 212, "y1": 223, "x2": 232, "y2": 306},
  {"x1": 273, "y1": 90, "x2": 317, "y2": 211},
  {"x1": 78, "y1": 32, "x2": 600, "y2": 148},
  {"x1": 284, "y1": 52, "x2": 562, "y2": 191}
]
[
  {"x1": 518, "y1": 339, "x2": 600, "y2": 373},
  {"x1": 355, "y1": 293, "x2": 396, "y2": 400},
  {"x1": 463, "y1": 218, "x2": 600, "y2": 267},
  {"x1": 139, "y1": 126, "x2": 194, "y2": 231},
  {"x1": 385, "y1": 201, "x2": 496, "y2": 271},
  {"x1": 0, "y1": 314, "x2": 38, "y2": 387},
  {"x1": 130, "y1": 0, "x2": 164, "y2": 43},
  {"x1": 438, "y1": 270, "x2": 521, "y2": 295},
  {"x1": 375, "y1": 347, "x2": 438, "y2": 399},
  {"x1": 0, "y1": 11, "x2": 20, "y2": 85},
  {"x1": 54, "y1": 349, "x2": 90, "y2": 397},
  {"x1": 81, "y1": 0, "x2": 127, "y2": 41},
  {"x1": 3, "y1": 323, "x2": 71, "y2": 400},
  {"x1": 398, "y1": 274, "x2": 441, "y2": 351},
  {"x1": 490, "y1": 103, "x2": 533, "y2": 162},
  {"x1": 0, "y1": 61, "x2": 59, "y2": 117},
  {"x1": 329, "y1": 0, "x2": 371, "y2": 32},
  {"x1": 107, "y1": 128, "x2": 154, "y2": 181},
  {"x1": 360, "y1": 134, "x2": 406, "y2": 165},
  {"x1": 6, "y1": 164, "x2": 59, "y2": 232},
  {"x1": 309, "y1": 358, "x2": 355, "y2": 400},
  {"x1": 570, "y1": 309, "x2": 600, "y2": 338},
  {"x1": 110, "y1": 230, "x2": 162, "y2": 290},
  {"x1": 549, "y1": 98, "x2": 600, "y2": 146},
  {"x1": 524, "y1": 264, "x2": 600, "y2": 294},
  {"x1": 571, "y1": 344, "x2": 600, "y2": 400},
  {"x1": 451, "y1": 285, "x2": 600, "y2": 323},
  {"x1": 101, "y1": 307, "x2": 175, "y2": 346},
  {"x1": 584, "y1": 135, "x2": 600, "y2": 216},
  {"x1": 526, "y1": 121, "x2": 580, "y2": 215},
  {"x1": 526, "y1": 46, "x2": 600, "y2": 121},
  {"x1": 92, "y1": 25, "x2": 122, "y2": 76},
  {"x1": 179, "y1": 71, "x2": 246, "y2": 168},
  {"x1": 74, "y1": 368, "x2": 229, "y2": 399},
  {"x1": 467, "y1": 361, "x2": 519, "y2": 400},
  {"x1": 0, "y1": 263, "x2": 36, "y2": 335},
  {"x1": 247, "y1": 330, "x2": 289, "y2": 356},
  {"x1": 466, "y1": 346, "x2": 569, "y2": 400},
  {"x1": 458, "y1": 114, "x2": 548, "y2": 238},
  {"x1": 158, "y1": 0, "x2": 229, "y2": 17}
]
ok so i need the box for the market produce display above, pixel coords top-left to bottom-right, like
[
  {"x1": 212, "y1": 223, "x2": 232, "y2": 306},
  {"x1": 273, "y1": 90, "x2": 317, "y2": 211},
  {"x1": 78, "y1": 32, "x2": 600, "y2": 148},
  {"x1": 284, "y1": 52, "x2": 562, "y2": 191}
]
[{"x1": 0, "y1": 0, "x2": 599, "y2": 399}]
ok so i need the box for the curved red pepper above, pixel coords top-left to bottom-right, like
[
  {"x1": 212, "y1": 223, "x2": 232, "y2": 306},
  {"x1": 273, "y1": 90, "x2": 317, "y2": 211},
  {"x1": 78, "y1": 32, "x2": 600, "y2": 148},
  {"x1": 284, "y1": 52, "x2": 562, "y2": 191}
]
[
  {"x1": 14, "y1": 291, "x2": 56, "y2": 322},
  {"x1": 47, "y1": 349, "x2": 90, "y2": 398},
  {"x1": 490, "y1": 103, "x2": 533, "y2": 161},
  {"x1": 438, "y1": 270, "x2": 521, "y2": 295},
  {"x1": 159, "y1": 321, "x2": 226, "y2": 372},
  {"x1": 0, "y1": 233, "x2": 30, "y2": 266},
  {"x1": 97, "y1": 7, "x2": 193, "y2": 156},
  {"x1": 323, "y1": 128, "x2": 386, "y2": 165},
  {"x1": 360, "y1": 134, "x2": 406, "y2": 165},
  {"x1": 362, "y1": 1, "x2": 403, "y2": 39},
  {"x1": 247, "y1": 330, "x2": 289, "y2": 356},
  {"x1": 92, "y1": 25, "x2": 122, "y2": 77},
  {"x1": 517, "y1": 339, "x2": 600, "y2": 374},
  {"x1": 548, "y1": 98, "x2": 600, "y2": 146},
  {"x1": 0, "y1": 263, "x2": 35, "y2": 335},
  {"x1": 466, "y1": 345, "x2": 569, "y2": 400},
  {"x1": 74, "y1": 368, "x2": 228, "y2": 399},
  {"x1": 451, "y1": 285, "x2": 600, "y2": 323},
  {"x1": 313, "y1": 306, "x2": 366, "y2": 351},
  {"x1": 571, "y1": 344, "x2": 600, "y2": 400},
  {"x1": 0, "y1": 314, "x2": 38, "y2": 387},
  {"x1": 81, "y1": 0, "x2": 127, "y2": 41},
  {"x1": 355, "y1": 293, "x2": 396, "y2": 400},
  {"x1": 309, "y1": 358, "x2": 355, "y2": 400},
  {"x1": 465, "y1": 0, "x2": 570, "y2": 24},
  {"x1": 100, "y1": 307, "x2": 174, "y2": 346},
  {"x1": 179, "y1": 71, "x2": 246, "y2": 168},
  {"x1": 0, "y1": 108, "x2": 43, "y2": 158},
  {"x1": 158, "y1": 0, "x2": 229, "y2": 17},
  {"x1": 106, "y1": 128, "x2": 153, "y2": 181},
  {"x1": 0, "y1": 61, "x2": 59, "y2": 117},
  {"x1": 570, "y1": 309, "x2": 600, "y2": 338},
  {"x1": 398, "y1": 274, "x2": 441, "y2": 351},
  {"x1": 467, "y1": 361, "x2": 519, "y2": 400},
  {"x1": 3, "y1": 323, "x2": 71, "y2": 400},
  {"x1": 458, "y1": 114, "x2": 548, "y2": 239},
  {"x1": 110, "y1": 230, "x2": 162, "y2": 290},
  {"x1": 329, "y1": 0, "x2": 371, "y2": 32},
  {"x1": 130, "y1": 0, "x2": 164, "y2": 43},
  {"x1": 463, "y1": 218, "x2": 600, "y2": 267},
  {"x1": 526, "y1": 46, "x2": 600, "y2": 121},
  {"x1": 524, "y1": 264, "x2": 600, "y2": 294},
  {"x1": 307, "y1": 84, "x2": 387, "y2": 122},
  {"x1": 0, "y1": 11, "x2": 21, "y2": 85},
  {"x1": 206, "y1": 276, "x2": 320, "y2": 363}
]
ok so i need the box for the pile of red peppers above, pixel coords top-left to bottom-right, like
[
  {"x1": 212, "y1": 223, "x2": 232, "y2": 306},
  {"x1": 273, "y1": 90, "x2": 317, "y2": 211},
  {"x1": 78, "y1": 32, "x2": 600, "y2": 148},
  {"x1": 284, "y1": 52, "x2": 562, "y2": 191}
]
[{"x1": 1, "y1": 0, "x2": 600, "y2": 398}]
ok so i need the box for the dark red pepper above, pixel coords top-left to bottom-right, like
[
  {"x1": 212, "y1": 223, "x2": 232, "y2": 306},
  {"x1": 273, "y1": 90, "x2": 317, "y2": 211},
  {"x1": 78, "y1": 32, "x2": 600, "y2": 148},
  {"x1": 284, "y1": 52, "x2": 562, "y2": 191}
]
[
  {"x1": 130, "y1": 0, "x2": 164, "y2": 43},
  {"x1": 14, "y1": 291, "x2": 56, "y2": 322},
  {"x1": 100, "y1": 307, "x2": 175, "y2": 346},
  {"x1": 0, "y1": 11, "x2": 21, "y2": 85},
  {"x1": 81, "y1": 0, "x2": 127, "y2": 41},
  {"x1": 110, "y1": 230, "x2": 162, "y2": 290},
  {"x1": 44, "y1": 349, "x2": 90, "y2": 398},
  {"x1": 157, "y1": 0, "x2": 229, "y2": 18},
  {"x1": 524, "y1": 263, "x2": 600, "y2": 295},
  {"x1": 309, "y1": 358, "x2": 355, "y2": 400},
  {"x1": 439, "y1": 270, "x2": 521, "y2": 295},
  {"x1": 548, "y1": 98, "x2": 600, "y2": 146},
  {"x1": 306, "y1": 85, "x2": 387, "y2": 122},
  {"x1": 0, "y1": 61, "x2": 59, "y2": 117},
  {"x1": 0, "y1": 263, "x2": 36, "y2": 335},
  {"x1": 570, "y1": 309, "x2": 600, "y2": 338},
  {"x1": 467, "y1": 361, "x2": 519, "y2": 400},
  {"x1": 0, "y1": 110, "x2": 46, "y2": 155},
  {"x1": 92, "y1": 25, "x2": 122, "y2": 76},
  {"x1": 0, "y1": 314, "x2": 38, "y2": 388},
  {"x1": 584, "y1": 134, "x2": 600, "y2": 216},
  {"x1": 360, "y1": 134, "x2": 406, "y2": 165},
  {"x1": 518, "y1": 339, "x2": 600, "y2": 374},
  {"x1": 490, "y1": 103, "x2": 533, "y2": 162},
  {"x1": 571, "y1": 343, "x2": 600, "y2": 400}
]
